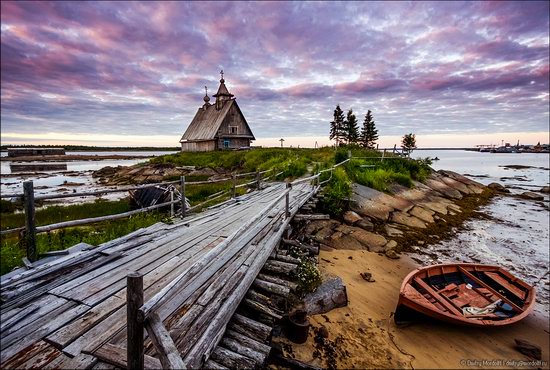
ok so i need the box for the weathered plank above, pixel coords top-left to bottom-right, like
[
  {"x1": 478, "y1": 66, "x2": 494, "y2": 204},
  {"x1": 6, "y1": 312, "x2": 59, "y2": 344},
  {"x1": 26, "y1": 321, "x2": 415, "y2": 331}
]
[
  {"x1": 91, "y1": 343, "x2": 161, "y2": 370},
  {"x1": 144, "y1": 313, "x2": 185, "y2": 369},
  {"x1": 228, "y1": 314, "x2": 272, "y2": 343}
]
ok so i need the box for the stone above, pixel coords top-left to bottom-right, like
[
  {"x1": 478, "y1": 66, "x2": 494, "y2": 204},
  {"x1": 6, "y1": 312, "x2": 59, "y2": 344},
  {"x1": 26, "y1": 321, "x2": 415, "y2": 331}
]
[
  {"x1": 385, "y1": 224, "x2": 404, "y2": 237},
  {"x1": 409, "y1": 206, "x2": 435, "y2": 223},
  {"x1": 355, "y1": 219, "x2": 374, "y2": 231},
  {"x1": 350, "y1": 197, "x2": 393, "y2": 221},
  {"x1": 318, "y1": 325, "x2": 329, "y2": 339},
  {"x1": 384, "y1": 240, "x2": 397, "y2": 251},
  {"x1": 352, "y1": 183, "x2": 414, "y2": 212},
  {"x1": 385, "y1": 249, "x2": 400, "y2": 259},
  {"x1": 424, "y1": 177, "x2": 463, "y2": 199},
  {"x1": 360, "y1": 272, "x2": 375, "y2": 282},
  {"x1": 520, "y1": 191, "x2": 544, "y2": 201},
  {"x1": 303, "y1": 276, "x2": 348, "y2": 315},
  {"x1": 540, "y1": 186, "x2": 550, "y2": 194},
  {"x1": 437, "y1": 175, "x2": 472, "y2": 194},
  {"x1": 514, "y1": 339, "x2": 542, "y2": 360},
  {"x1": 343, "y1": 211, "x2": 362, "y2": 225},
  {"x1": 390, "y1": 211, "x2": 427, "y2": 229},
  {"x1": 487, "y1": 182, "x2": 510, "y2": 193},
  {"x1": 349, "y1": 228, "x2": 388, "y2": 252}
]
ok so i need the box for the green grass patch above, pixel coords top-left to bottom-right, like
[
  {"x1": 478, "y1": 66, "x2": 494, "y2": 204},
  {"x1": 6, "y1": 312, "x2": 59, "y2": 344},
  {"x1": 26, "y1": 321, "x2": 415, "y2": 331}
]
[
  {"x1": 320, "y1": 167, "x2": 352, "y2": 217},
  {"x1": 1, "y1": 199, "x2": 131, "y2": 231},
  {"x1": 0, "y1": 211, "x2": 167, "y2": 275}
]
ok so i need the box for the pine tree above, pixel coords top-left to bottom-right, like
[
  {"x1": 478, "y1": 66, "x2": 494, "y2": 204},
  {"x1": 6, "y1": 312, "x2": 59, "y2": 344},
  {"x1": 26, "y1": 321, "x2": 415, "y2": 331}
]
[
  {"x1": 401, "y1": 133, "x2": 417, "y2": 157},
  {"x1": 360, "y1": 110, "x2": 378, "y2": 149},
  {"x1": 343, "y1": 109, "x2": 359, "y2": 144},
  {"x1": 329, "y1": 105, "x2": 345, "y2": 146}
]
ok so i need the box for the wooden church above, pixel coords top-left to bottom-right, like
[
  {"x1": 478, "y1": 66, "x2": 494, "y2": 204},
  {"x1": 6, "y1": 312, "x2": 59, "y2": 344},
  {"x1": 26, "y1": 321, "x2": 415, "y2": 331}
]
[{"x1": 179, "y1": 71, "x2": 255, "y2": 152}]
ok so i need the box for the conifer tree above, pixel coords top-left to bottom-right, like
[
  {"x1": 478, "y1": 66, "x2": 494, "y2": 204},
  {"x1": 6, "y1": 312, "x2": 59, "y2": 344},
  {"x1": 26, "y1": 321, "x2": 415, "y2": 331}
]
[
  {"x1": 329, "y1": 105, "x2": 345, "y2": 146},
  {"x1": 360, "y1": 110, "x2": 378, "y2": 149},
  {"x1": 344, "y1": 109, "x2": 359, "y2": 144}
]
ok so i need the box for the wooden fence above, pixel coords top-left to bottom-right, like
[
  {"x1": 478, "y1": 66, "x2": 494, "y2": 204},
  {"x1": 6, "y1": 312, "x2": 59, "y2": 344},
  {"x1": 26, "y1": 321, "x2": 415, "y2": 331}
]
[{"x1": 0, "y1": 169, "x2": 274, "y2": 263}]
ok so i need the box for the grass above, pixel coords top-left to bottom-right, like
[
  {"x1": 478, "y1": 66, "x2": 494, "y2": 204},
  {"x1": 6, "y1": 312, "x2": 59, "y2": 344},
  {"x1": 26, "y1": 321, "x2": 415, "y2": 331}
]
[{"x1": 0, "y1": 211, "x2": 167, "y2": 275}]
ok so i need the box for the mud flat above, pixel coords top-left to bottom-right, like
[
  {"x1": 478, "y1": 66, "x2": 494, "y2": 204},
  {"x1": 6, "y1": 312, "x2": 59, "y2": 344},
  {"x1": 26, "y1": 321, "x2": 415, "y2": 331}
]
[{"x1": 280, "y1": 170, "x2": 549, "y2": 369}]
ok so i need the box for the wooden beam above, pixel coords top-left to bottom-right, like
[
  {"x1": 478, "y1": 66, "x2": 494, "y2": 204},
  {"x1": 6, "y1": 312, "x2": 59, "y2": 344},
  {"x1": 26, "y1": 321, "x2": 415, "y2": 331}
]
[
  {"x1": 457, "y1": 266, "x2": 524, "y2": 313},
  {"x1": 413, "y1": 277, "x2": 463, "y2": 316},
  {"x1": 93, "y1": 343, "x2": 161, "y2": 370},
  {"x1": 144, "y1": 313, "x2": 185, "y2": 370}
]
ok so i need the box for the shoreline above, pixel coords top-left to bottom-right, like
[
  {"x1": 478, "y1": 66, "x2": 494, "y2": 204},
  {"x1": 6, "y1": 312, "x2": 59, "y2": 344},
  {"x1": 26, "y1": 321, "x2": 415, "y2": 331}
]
[
  {"x1": 282, "y1": 250, "x2": 549, "y2": 369},
  {"x1": 280, "y1": 170, "x2": 549, "y2": 369}
]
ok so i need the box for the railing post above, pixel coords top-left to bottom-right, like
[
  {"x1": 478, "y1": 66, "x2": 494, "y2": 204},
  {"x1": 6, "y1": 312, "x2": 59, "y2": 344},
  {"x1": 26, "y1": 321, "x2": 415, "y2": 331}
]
[
  {"x1": 256, "y1": 170, "x2": 261, "y2": 190},
  {"x1": 285, "y1": 182, "x2": 291, "y2": 218},
  {"x1": 127, "y1": 272, "x2": 144, "y2": 370},
  {"x1": 23, "y1": 181, "x2": 37, "y2": 262},
  {"x1": 180, "y1": 176, "x2": 186, "y2": 219},
  {"x1": 348, "y1": 150, "x2": 352, "y2": 159},
  {"x1": 381, "y1": 149, "x2": 386, "y2": 162},
  {"x1": 232, "y1": 173, "x2": 237, "y2": 198},
  {"x1": 170, "y1": 188, "x2": 174, "y2": 218}
]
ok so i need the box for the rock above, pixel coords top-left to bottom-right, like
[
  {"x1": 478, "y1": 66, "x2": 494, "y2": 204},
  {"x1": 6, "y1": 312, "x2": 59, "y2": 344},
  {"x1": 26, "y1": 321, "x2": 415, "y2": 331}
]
[
  {"x1": 355, "y1": 219, "x2": 374, "y2": 231},
  {"x1": 438, "y1": 170, "x2": 485, "y2": 190},
  {"x1": 514, "y1": 339, "x2": 542, "y2": 360},
  {"x1": 520, "y1": 191, "x2": 544, "y2": 201},
  {"x1": 319, "y1": 244, "x2": 334, "y2": 252},
  {"x1": 390, "y1": 211, "x2": 427, "y2": 229},
  {"x1": 436, "y1": 174, "x2": 473, "y2": 194},
  {"x1": 487, "y1": 182, "x2": 508, "y2": 192},
  {"x1": 360, "y1": 272, "x2": 375, "y2": 282},
  {"x1": 424, "y1": 176, "x2": 463, "y2": 199},
  {"x1": 343, "y1": 211, "x2": 362, "y2": 225},
  {"x1": 318, "y1": 325, "x2": 329, "y2": 339},
  {"x1": 539, "y1": 186, "x2": 550, "y2": 194},
  {"x1": 385, "y1": 249, "x2": 400, "y2": 259},
  {"x1": 384, "y1": 240, "x2": 397, "y2": 251},
  {"x1": 303, "y1": 276, "x2": 348, "y2": 315},
  {"x1": 409, "y1": 206, "x2": 435, "y2": 224},
  {"x1": 385, "y1": 224, "x2": 404, "y2": 237},
  {"x1": 349, "y1": 229, "x2": 388, "y2": 252}
]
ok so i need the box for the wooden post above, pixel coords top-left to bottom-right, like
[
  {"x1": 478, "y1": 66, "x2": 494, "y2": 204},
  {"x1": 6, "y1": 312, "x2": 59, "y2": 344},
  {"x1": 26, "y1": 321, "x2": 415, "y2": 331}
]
[
  {"x1": 381, "y1": 149, "x2": 386, "y2": 162},
  {"x1": 23, "y1": 181, "x2": 37, "y2": 262},
  {"x1": 256, "y1": 170, "x2": 261, "y2": 190},
  {"x1": 232, "y1": 173, "x2": 237, "y2": 198},
  {"x1": 170, "y1": 188, "x2": 174, "y2": 218},
  {"x1": 285, "y1": 183, "x2": 291, "y2": 218},
  {"x1": 347, "y1": 150, "x2": 352, "y2": 159},
  {"x1": 127, "y1": 272, "x2": 144, "y2": 370},
  {"x1": 180, "y1": 176, "x2": 186, "y2": 219}
]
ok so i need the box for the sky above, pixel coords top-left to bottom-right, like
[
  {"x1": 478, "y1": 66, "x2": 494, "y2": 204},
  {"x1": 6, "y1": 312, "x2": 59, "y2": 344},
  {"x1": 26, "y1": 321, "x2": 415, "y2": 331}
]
[{"x1": 1, "y1": 1, "x2": 549, "y2": 148}]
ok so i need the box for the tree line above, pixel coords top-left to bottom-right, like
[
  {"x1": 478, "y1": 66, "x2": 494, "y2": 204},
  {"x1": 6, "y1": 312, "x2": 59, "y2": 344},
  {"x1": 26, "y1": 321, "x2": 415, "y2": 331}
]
[
  {"x1": 329, "y1": 105, "x2": 378, "y2": 149},
  {"x1": 329, "y1": 104, "x2": 417, "y2": 156}
]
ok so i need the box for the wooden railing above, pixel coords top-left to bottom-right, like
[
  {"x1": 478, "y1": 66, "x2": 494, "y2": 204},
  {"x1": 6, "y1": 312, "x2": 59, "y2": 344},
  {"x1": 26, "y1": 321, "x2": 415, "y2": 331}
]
[{"x1": 0, "y1": 169, "x2": 273, "y2": 263}]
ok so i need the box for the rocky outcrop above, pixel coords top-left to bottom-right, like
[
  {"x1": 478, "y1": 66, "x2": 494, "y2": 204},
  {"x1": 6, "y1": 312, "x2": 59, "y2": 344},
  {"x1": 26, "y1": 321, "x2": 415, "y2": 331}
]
[{"x1": 309, "y1": 170, "x2": 487, "y2": 260}]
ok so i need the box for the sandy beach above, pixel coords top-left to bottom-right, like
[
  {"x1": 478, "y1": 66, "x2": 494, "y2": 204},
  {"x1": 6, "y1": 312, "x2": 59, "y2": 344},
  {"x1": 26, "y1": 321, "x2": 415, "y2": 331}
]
[{"x1": 280, "y1": 248, "x2": 549, "y2": 369}]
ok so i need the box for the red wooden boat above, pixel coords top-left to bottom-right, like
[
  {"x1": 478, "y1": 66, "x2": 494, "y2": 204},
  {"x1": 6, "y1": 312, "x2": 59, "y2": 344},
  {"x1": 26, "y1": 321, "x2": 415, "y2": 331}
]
[{"x1": 394, "y1": 263, "x2": 536, "y2": 326}]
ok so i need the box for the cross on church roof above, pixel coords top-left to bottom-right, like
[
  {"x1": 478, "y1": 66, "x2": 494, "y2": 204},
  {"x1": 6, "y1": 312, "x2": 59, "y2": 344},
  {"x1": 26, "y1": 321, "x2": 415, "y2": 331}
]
[{"x1": 220, "y1": 69, "x2": 224, "y2": 81}]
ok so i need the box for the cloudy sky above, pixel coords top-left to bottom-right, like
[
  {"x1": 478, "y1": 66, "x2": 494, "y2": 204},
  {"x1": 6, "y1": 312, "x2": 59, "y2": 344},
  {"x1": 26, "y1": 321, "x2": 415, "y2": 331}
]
[{"x1": 1, "y1": 1, "x2": 548, "y2": 147}]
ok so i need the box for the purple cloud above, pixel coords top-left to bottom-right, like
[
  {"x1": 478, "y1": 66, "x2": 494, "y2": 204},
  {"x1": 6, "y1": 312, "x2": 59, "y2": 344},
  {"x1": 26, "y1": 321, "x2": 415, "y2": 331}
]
[{"x1": 1, "y1": 1, "x2": 548, "y2": 143}]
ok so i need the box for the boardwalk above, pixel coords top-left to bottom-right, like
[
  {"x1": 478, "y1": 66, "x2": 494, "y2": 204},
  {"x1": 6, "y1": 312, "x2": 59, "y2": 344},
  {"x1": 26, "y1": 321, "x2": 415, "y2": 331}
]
[{"x1": 0, "y1": 181, "x2": 317, "y2": 369}]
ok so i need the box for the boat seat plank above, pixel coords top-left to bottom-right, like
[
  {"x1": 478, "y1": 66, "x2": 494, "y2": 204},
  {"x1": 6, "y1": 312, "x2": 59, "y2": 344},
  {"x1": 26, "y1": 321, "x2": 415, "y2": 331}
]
[
  {"x1": 413, "y1": 277, "x2": 463, "y2": 316},
  {"x1": 457, "y1": 267, "x2": 524, "y2": 313},
  {"x1": 484, "y1": 271, "x2": 526, "y2": 300}
]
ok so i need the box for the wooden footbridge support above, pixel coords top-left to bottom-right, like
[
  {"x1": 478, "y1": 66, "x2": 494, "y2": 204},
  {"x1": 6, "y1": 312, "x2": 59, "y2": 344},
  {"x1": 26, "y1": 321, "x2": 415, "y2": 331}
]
[{"x1": 0, "y1": 179, "x2": 322, "y2": 369}]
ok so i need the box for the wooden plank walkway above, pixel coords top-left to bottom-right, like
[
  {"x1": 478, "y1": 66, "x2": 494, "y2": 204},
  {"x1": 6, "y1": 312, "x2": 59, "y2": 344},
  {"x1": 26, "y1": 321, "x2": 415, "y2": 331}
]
[{"x1": 0, "y1": 181, "x2": 316, "y2": 369}]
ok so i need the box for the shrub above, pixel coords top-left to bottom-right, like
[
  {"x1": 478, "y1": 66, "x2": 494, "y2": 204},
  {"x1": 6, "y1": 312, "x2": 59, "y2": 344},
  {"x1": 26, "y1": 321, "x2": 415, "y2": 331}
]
[{"x1": 321, "y1": 167, "x2": 351, "y2": 216}]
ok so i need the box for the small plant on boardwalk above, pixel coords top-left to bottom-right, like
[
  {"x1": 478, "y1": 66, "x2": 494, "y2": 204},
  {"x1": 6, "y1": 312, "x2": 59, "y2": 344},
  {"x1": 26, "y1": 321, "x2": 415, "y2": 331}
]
[{"x1": 295, "y1": 257, "x2": 322, "y2": 293}]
